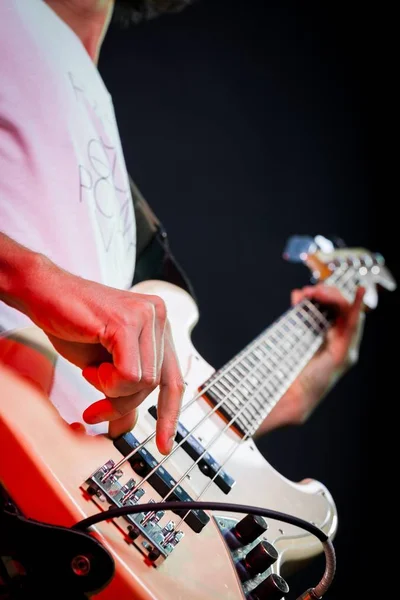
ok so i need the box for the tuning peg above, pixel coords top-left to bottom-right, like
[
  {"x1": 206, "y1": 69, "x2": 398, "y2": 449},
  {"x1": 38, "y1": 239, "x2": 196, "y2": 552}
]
[
  {"x1": 316, "y1": 235, "x2": 347, "y2": 249},
  {"x1": 283, "y1": 234, "x2": 345, "y2": 263},
  {"x1": 282, "y1": 236, "x2": 317, "y2": 263}
]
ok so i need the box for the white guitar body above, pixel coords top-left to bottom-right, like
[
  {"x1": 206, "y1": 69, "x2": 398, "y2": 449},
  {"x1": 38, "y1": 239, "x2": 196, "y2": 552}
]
[{"x1": 0, "y1": 280, "x2": 337, "y2": 599}]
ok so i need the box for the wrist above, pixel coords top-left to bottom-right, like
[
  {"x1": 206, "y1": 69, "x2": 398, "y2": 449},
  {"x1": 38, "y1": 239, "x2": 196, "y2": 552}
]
[
  {"x1": 296, "y1": 352, "x2": 339, "y2": 406},
  {"x1": 0, "y1": 237, "x2": 64, "y2": 322},
  {"x1": 9, "y1": 252, "x2": 52, "y2": 317}
]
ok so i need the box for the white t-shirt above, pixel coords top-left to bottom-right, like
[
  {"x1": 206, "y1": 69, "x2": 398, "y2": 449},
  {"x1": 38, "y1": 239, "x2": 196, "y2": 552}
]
[
  {"x1": 0, "y1": 0, "x2": 136, "y2": 431},
  {"x1": 0, "y1": 0, "x2": 136, "y2": 334}
]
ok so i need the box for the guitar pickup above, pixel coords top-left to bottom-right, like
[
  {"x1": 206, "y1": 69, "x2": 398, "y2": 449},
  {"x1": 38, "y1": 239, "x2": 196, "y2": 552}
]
[
  {"x1": 148, "y1": 406, "x2": 235, "y2": 495},
  {"x1": 113, "y1": 433, "x2": 210, "y2": 534}
]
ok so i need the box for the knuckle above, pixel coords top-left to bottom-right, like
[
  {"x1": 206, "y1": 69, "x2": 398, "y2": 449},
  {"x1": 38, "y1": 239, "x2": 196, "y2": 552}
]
[
  {"x1": 155, "y1": 299, "x2": 167, "y2": 324},
  {"x1": 141, "y1": 371, "x2": 157, "y2": 387},
  {"x1": 113, "y1": 403, "x2": 127, "y2": 418},
  {"x1": 125, "y1": 371, "x2": 141, "y2": 384},
  {"x1": 141, "y1": 301, "x2": 154, "y2": 321},
  {"x1": 148, "y1": 295, "x2": 167, "y2": 321},
  {"x1": 112, "y1": 366, "x2": 141, "y2": 387},
  {"x1": 161, "y1": 376, "x2": 185, "y2": 397}
]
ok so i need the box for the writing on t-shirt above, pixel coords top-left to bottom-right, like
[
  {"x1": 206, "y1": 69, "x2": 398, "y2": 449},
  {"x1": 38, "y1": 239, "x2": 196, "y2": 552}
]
[{"x1": 68, "y1": 71, "x2": 135, "y2": 261}]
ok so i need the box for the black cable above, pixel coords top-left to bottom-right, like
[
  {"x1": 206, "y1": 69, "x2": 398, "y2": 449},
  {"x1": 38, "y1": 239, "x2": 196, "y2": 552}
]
[{"x1": 72, "y1": 500, "x2": 328, "y2": 542}]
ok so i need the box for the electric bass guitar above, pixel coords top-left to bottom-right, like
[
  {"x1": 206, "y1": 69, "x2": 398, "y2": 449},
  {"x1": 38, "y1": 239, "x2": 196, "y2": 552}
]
[{"x1": 0, "y1": 235, "x2": 395, "y2": 599}]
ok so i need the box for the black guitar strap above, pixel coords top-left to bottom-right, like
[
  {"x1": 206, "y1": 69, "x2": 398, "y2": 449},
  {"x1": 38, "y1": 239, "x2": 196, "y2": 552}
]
[{"x1": 129, "y1": 176, "x2": 197, "y2": 303}]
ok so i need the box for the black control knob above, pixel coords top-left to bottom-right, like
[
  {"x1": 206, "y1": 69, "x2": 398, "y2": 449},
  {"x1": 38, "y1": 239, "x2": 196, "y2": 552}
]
[
  {"x1": 236, "y1": 540, "x2": 279, "y2": 582},
  {"x1": 234, "y1": 515, "x2": 268, "y2": 545},
  {"x1": 244, "y1": 541, "x2": 279, "y2": 576},
  {"x1": 250, "y1": 573, "x2": 289, "y2": 600}
]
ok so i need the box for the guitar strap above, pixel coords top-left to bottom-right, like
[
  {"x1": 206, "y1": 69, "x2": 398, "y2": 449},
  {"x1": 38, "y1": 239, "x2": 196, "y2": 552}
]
[{"x1": 129, "y1": 176, "x2": 197, "y2": 303}]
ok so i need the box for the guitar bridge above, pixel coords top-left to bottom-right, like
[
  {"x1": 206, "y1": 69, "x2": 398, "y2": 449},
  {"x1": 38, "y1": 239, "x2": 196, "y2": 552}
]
[
  {"x1": 81, "y1": 460, "x2": 184, "y2": 566},
  {"x1": 113, "y1": 432, "x2": 210, "y2": 533}
]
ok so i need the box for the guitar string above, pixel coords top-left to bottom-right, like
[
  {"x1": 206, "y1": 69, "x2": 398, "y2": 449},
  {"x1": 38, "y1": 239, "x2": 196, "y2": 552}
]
[
  {"x1": 162, "y1": 436, "x2": 249, "y2": 544},
  {"x1": 116, "y1": 296, "x2": 331, "y2": 504},
  {"x1": 102, "y1": 294, "x2": 329, "y2": 483},
  {"x1": 137, "y1": 331, "x2": 324, "y2": 532},
  {"x1": 162, "y1": 264, "x2": 359, "y2": 539},
  {"x1": 105, "y1": 262, "x2": 353, "y2": 493},
  {"x1": 118, "y1": 266, "x2": 350, "y2": 505},
  {"x1": 105, "y1": 262, "x2": 352, "y2": 492}
]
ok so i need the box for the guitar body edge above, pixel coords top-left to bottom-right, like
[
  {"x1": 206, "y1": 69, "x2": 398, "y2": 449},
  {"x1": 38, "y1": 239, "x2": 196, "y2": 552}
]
[{"x1": 0, "y1": 280, "x2": 338, "y2": 599}]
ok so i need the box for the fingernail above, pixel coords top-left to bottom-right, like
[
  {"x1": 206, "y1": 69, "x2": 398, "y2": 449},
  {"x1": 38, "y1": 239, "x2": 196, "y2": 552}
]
[
  {"x1": 82, "y1": 411, "x2": 104, "y2": 424},
  {"x1": 83, "y1": 399, "x2": 113, "y2": 424},
  {"x1": 69, "y1": 422, "x2": 86, "y2": 432}
]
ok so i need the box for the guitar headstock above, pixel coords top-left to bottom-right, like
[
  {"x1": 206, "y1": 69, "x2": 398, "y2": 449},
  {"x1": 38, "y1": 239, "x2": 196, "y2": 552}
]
[{"x1": 283, "y1": 235, "x2": 397, "y2": 309}]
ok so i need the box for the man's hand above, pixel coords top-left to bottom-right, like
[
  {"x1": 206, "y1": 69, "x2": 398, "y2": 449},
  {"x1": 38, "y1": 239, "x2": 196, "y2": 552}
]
[
  {"x1": 256, "y1": 284, "x2": 365, "y2": 435},
  {"x1": 23, "y1": 256, "x2": 184, "y2": 454}
]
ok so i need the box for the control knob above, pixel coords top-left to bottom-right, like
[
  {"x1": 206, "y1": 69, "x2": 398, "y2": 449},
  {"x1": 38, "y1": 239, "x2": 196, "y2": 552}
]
[
  {"x1": 237, "y1": 540, "x2": 278, "y2": 581},
  {"x1": 226, "y1": 515, "x2": 268, "y2": 550},
  {"x1": 249, "y1": 573, "x2": 289, "y2": 600}
]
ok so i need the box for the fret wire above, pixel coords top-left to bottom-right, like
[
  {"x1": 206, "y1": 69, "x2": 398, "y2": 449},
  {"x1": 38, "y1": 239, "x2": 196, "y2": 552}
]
[
  {"x1": 230, "y1": 316, "x2": 319, "y2": 414},
  {"x1": 263, "y1": 331, "x2": 303, "y2": 367},
  {"x1": 224, "y1": 370, "x2": 241, "y2": 385},
  {"x1": 232, "y1": 364, "x2": 257, "y2": 393},
  {"x1": 241, "y1": 262, "x2": 356, "y2": 431},
  {"x1": 251, "y1": 348, "x2": 287, "y2": 383},
  {"x1": 246, "y1": 335, "x2": 325, "y2": 434},
  {"x1": 279, "y1": 315, "x2": 320, "y2": 358},
  {"x1": 239, "y1": 260, "x2": 357, "y2": 429},
  {"x1": 216, "y1": 369, "x2": 267, "y2": 422},
  {"x1": 298, "y1": 301, "x2": 328, "y2": 332},
  {"x1": 214, "y1": 378, "x2": 232, "y2": 395},
  {"x1": 343, "y1": 273, "x2": 357, "y2": 296},
  {"x1": 210, "y1": 385, "x2": 255, "y2": 428},
  {"x1": 214, "y1": 327, "x2": 326, "y2": 432},
  {"x1": 257, "y1": 325, "x2": 324, "y2": 412},
  {"x1": 305, "y1": 303, "x2": 328, "y2": 330},
  {"x1": 243, "y1": 349, "x2": 284, "y2": 386},
  {"x1": 285, "y1": 313, "x2": 313, "y2": 340},
  {"x1": 212, "y1": 380, "x2": 244, "y2": 404},
  {"x1": 215, "y1": 364, "x2": 283, "y2": 430},
  {"x1": 239, "y1": 337, "x2": 323, "y2": 436},
  {"x1": 243, "y1": 330, "x2": 326, "y2": 430},
  {"x1": 328, "y1": 263, "x2": 352, "y2": 294},
  {"x1": 289, "y1": 309, "x2": 325, "y2": 342},
  {"x1": 263, "y1": 320, "x2": 308, "y2": 363},
  {"x1": 305, "y1": 300, "x2": 330, "y2": 330},
  {"x1": 208, "y1": 260, "x2": 358, "y2": 432},
  {"x1": 275, "y1": 323, "x2": 309, "y2": 358}
]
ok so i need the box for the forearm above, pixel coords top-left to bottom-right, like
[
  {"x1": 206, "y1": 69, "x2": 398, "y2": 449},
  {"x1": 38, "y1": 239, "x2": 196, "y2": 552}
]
[
  {"x1": 255, "y1": 351, "x2": 339, "y2": 436},
  {"x1": 0, "y1": 232, "x2": 49, "y2": 318}
]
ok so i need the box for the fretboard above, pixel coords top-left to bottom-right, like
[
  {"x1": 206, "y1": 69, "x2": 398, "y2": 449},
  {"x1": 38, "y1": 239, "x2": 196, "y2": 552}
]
[{"x1": 202, "y1": 267, "x2": 358, "y2": 436}]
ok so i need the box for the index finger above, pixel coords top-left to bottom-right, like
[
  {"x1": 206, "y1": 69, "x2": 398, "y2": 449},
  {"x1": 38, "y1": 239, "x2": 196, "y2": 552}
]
[{"x1": 155, "y1": 322, "x2": 185, "y2": 455}]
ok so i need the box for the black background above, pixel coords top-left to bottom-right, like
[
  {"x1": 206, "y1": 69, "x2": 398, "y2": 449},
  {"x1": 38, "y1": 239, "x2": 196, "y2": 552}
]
[{"x1": 99, "y1": 2, "x2": 396, "y2": 597}]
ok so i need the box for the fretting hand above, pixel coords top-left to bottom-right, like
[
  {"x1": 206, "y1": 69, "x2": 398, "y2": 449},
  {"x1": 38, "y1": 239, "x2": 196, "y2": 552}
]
[{"x1": 256, "y1": 284, "x2": 365, "y2": 435}]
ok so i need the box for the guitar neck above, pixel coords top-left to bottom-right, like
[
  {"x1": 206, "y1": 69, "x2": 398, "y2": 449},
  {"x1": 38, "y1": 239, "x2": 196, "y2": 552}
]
[{"x1": 202, "y1": 272, "x2": 358, "y2": 436}]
